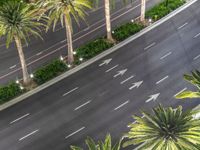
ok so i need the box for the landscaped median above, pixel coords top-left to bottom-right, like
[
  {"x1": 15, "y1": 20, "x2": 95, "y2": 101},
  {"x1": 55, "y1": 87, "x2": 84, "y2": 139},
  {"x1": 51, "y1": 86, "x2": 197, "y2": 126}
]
[{"x1": 0, "y1": 0, "x2": 187, "y2": 105}]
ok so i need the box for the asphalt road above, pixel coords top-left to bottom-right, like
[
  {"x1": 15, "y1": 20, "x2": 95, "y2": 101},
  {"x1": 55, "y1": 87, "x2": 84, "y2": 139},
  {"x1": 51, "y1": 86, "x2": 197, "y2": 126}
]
[
  {"x1": 0, "y1": 0, "x2": 160, "y2": 85},
  {"x1": 0, "y1": 1, "x2": 200, "y2": 150}
]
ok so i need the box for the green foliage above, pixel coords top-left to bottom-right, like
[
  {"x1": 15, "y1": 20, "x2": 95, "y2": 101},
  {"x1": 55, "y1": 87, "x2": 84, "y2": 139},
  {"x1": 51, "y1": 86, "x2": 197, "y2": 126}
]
[
  {"x1": 146, "y1": 0, "x2": 185, "y2": 21},
  {"x1": 123, "y1": 104, "x2": 200, "y2": 150},
  {"x1": 76, "y1": 38, "x2": 113, "y2": 60},
  {"x1": 113, "y1": 23, "x2": 144, "y2": 41},
  {"x1": 0, "y1": 82, "x2": 23, "y2": 104},
  {"x1": 70, "y1": 134, "x2": 122, "y2": 150},
  {"x1": 34, "y1": 60, "x2": 67, "y2": 85}
]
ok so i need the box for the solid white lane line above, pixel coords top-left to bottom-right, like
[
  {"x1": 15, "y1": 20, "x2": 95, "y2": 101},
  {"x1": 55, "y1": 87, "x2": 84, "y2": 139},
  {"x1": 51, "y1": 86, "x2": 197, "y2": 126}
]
[
  {"x1": 144, "y1": 42, "x2": 156, "y2": 50},
  {"x1": 65, "y1": 127, "x2": 85, "y2": 139},
  {"x1": 19, "y1": 129, "x2": 39, "y2": 141},
  {"x1": 74, "y1": 100, "x2": 91, "y2": 111},
  {"x1": 10, "y1": 113, "x2": 30, "y2": 124},
  {"x1": 193, "y1": 54, "x2": 200, "y2": 60},
  {"x1": 156, "y1": 76, "x2": 169, "y2": 85},
  {"x1": 160, "y1": 52, "x2": 172, "y2": 60},
  {"x1": 114, "y1": 100, "x2": 129, "y2": 111},
  {"x1": 36, "y1": 52, "x2": 43, "y2": 56},
  {"x1": 178, "y1": 22, "x2": 188, "y2": 30},
  {"x1": 120, "y1": 75, "x2": 135, "y2": 84},
  {"x1": 63, "y1": 87, "x2": 79, "y2": 96},
  {"x1": 174, "y1": 87, "x2": 187, "y2": 97},
  {"x1": 193, "y1": 32, "x2": 200, "y2": 38},
  {"x1": 105, "y1": 65, "x2": 119, "y2": 73},
  {"x1": 9, "y1": 65, "x2": 17, "y2": 69}
]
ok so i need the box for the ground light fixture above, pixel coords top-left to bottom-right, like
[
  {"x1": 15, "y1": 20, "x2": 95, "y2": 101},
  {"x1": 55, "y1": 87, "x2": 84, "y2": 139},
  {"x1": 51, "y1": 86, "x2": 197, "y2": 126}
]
[
  {"x1": 30, "y1": 73, "x2": 34, "y2": 78},
  {"x1": 67, "y1": 64, "x2": 71, "y2": 68},
  {"x1": 20, "y1": 86, "x2": 24, "y2": 90},
  {"x1": 73, "y1": 51, "x2": 77, "y2": 55},
  {"x1": 79, "y1": 58, "x2": 83, "y2": 61},
  {"x1": 60, "y1": 55, "x2": 64, "y2": 61},
  {"x1": 16, "y1": 80, "x2": 19, "y2": 84}
]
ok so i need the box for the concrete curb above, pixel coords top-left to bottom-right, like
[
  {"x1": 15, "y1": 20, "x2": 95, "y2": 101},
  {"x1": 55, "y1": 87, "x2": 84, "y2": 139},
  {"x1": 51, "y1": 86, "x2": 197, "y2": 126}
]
[{"x1": 0, "y1": 0, "x2": 197, "y2": 111}]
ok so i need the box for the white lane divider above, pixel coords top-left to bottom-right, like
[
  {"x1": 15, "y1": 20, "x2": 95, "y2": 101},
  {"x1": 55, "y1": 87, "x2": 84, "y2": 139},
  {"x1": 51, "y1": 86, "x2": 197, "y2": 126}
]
[
  {"x1": 19, "y1": 129, "x2": 39, "y2": 141},
  {"x1": 193, "y1": 32, "x2": 200, "y2": 38},
  {"x1": 10, "y1": 113, "x2": 30, "y2": 124},
  {"x1": 63, "y1": 87, "x2": 79, "y2": 97},
  {"x1": 160, "y1": 52, "x2": 172, "y2": 60},
  {"x1": 193, "y1": 54, "x2": 200, "y2": 60},
  {"x1": 120, "y1": 75, "x2": 135, "y2": 84},
  {"x1": 156, "y1": 76, "x2": 169, "y2": 85},
  {"x1": 9, "y1": 65, "x2": 17, "y2": 69},
  {"x1": 174, "y1": 87, "x2": 187, "y2": 97},
  {"x1": 114, "y1": 100, "x2": 129, "y2": 111},
  {"x1": 65, "y1": 127, "x2": 85, "y2": 139},
  {"x1": 144, "y1": 42, "x2": 156, "y2": 50},
  {"x1": 74, "y1": 100, "x2": 91, "y2": 111},
  {"x1": 127, "y1": 115, "x2": 144, "y2": 127},
  {"x1": 36, "y1": 52, "x2": 43, "y2": 56},
  {"x1": 178, "y1": 22, "x2": 188, "y2": 30},
  {"x1": 105, "y1": 65, "x2": 119, "y2": 73}
]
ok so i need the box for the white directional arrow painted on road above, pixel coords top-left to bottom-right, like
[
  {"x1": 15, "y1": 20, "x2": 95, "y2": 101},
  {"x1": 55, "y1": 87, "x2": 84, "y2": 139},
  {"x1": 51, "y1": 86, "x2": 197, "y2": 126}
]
[
  {"x1": 145, "y1": 93, "x2": 160, "y2": 103},
  {"x1": 99, "y1": 58, "x2": 112, "y2": 66},
  {"x1": 113, "y1": 69, "x2": 127, "y2": 78},
  {"x1": 129, "y1": 81, "x2": 143, "y2": 90}
]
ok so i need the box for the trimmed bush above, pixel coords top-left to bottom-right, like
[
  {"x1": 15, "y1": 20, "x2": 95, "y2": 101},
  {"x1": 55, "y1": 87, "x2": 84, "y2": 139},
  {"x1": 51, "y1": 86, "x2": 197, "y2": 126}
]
[
  {"x1": 76, "y1": 38, "x2": 113, "y2": 60},
  {"x1": 34, "y1": 59, "x2": 67, "y2": 85},
  {"x1": 146, "y1": 0, "x2": 185, "y2": 21},
  {"x1": 113, "y1": 23, "x2": 144, "y2": 41},
  {"x1": 0, "y1": 82, "x2": 23, "y2": 104}
]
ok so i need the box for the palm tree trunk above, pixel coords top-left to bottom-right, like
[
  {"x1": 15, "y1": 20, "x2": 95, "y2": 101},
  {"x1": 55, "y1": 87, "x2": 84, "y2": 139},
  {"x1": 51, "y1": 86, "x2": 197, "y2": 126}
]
[
  {"x1": 104, "y1": 0, "x2": 114, "y2": 42},
  {"x1": 14, "y1": 36, "x2": 30, "y2": 84},
  {"x1": 64, "y1": 15, "x2": 74, "y2": 64},
  {"x1": 140, "y1": 0, "x2": 146, "y2": 22}
]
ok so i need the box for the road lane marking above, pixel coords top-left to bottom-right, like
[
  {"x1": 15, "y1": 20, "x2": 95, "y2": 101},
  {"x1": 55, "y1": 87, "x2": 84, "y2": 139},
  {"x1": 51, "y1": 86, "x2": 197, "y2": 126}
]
[
  {"x1": 127, "y1": 115, "x2": 144, "y2": 127},
  {"x1": 83, "y1": 27, "x2": 90, "y2": 31},
  {"x1": 120, "y1": 75, "x2": 134, "y2": 84},
  {"x1": 193, "y1": 32, "x2": 200, "y2": 38},
  {"x1": 65, "y1": 127, "x2": 85, "y2": 139},
  {"x1": 178, "y1": 22, "x2": 188, "y2": 30},
  {"x1": 174, "y1": 87, "x2": 187, "y2": 97},
  {"x1": 113, "y1": 69, "x2": 127, "y2": 78},
  {"x1": 145, "y1": 93, "x2": 160, "y2": 103},
  {"x1": 156, "y1": 76, "x2": 169, "y2": 85},
  {"x1": 19, "y1": 129, "x2": 39, "y2": 141},
  {"x1": 36, "y1": 52, "x2": 43, "y2": 56},
  {"x1": 105, "y1": 65, "x2": 118, "y2": 73},
  {"x1": 193, "y1": 54, "x2": 200, "y2": 60},
  {"x1": 160, "y1": 52, "x2": 172, "y2": 60},
  {"x1": 9, "y1": 65, "x2": 17, "y2": 69},
  {"x1": 74, "y1": 100, "x2": 91, "y2": 111},
  {"x1": 144, "y1": 42, "x2": 156, "y2": 50},
  {"x1": 63, "y1": 87, "x2": 79, "y2": 96},
  {"x1": 10, "y1": 113, "x2": 30, "y2": 124},
  {"x1": 114, "y1": 100, "x2": 129, "y2": 111}
]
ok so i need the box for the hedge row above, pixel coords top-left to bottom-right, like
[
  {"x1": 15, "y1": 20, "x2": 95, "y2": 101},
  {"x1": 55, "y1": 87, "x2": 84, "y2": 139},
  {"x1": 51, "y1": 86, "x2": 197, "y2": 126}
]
[{"x1": 146, "y1": 0, "x2": 186, "y2": 21}]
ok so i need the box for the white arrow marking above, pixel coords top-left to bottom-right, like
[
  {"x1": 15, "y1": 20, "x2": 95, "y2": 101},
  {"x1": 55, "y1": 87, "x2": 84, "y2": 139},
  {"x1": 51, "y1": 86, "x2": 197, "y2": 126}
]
[
  {"x1": 113, "y1": 69, "x2": 127, "y2": 78},
  {"x1": 145, "y1": 93, "x2": 160, "y2": 103},
  {"x1": 129, "y1": 81, "x2": 143, "y2": 90},
  {"x1": 99, "y1": 58, "x2": 112, "y2": 67}
]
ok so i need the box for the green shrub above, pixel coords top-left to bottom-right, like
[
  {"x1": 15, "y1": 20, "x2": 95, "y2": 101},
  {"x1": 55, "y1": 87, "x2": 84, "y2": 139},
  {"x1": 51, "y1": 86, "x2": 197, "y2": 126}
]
[
  {"x1": 34, "y1": 59, "x2": 67, "y2": 85},
  {"x1": 0, "y1": 82, "x2": 23, "y2": 104},
  {"x1": 113, "y1": 23, "x2": 144, "y2": 41},
  {"x1": 76, "y1": 38, "x2": 113, "y2": 60}
]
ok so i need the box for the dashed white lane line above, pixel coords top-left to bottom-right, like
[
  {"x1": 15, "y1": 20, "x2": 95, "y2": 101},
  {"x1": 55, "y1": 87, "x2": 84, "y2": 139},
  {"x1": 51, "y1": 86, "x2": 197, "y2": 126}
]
[
  {"x1": 178, "y1": 22, "x2": 188, "y2": 30},
  {"x1": 193, "y1": 54, "x2": 200, "y2": 60},
  {"x1": 114, "y1": 100, "x2": 129, "y2": 111},
  {"x1": 19, "y1": 129, "x2": 39, "y2": 141},
  {"x1": 36, "y1": 52, "x2": 43, "y2": 56},
  {"x1": 127, "y1": 115, "x2": 144, "y2": 127},
  {"x1": 120, "y1": 75, "x2": 135, "y2": 84},
  {"x1": 156, "y1": 76, "x2": 169, "y2": 85},
  {"x1": 63, "y1": 87, "x2": 79, "y2": 97},
  {"x1": 105, "y1": 65, "x2": 119, "y2": 73},
  {"x1": 9, "y1": 65, "x2": 17, "y2": 69},
  {"x1": 193, "y1": 32, "x2": 200, "y2": 38},
  {"x1": 174, "y1": 87, "x2": 187, "y2": 97},
  {"x1": 10, "y1": 113, "x2": 30, "y2": 124},
  {"x1": 160, "y1": 52, "x2": 172, "y2": 60},
  {"x1": 144, "y1": 42, "x2": 156, "y2": 50},
  {"x1": 65, "y1": 127, "x2": 85, "y2": 139},
  {"x1": 74, "y1": 100, "x2": 91, "y2": 111}
]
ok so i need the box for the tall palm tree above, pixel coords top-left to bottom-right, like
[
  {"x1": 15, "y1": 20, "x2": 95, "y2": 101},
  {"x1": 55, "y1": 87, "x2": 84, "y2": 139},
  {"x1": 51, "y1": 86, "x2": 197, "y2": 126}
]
[
  {"x1": 0, "y1": 0, "x2": 46, "y2": 84},
  {"x1": 140, "y1": 0, "x2": 146, "y2": 22},
  {"x1": 123, "y1": 105, "x2": 200, "y2": 150},
  {"x1": 38, "y1": 0, "x2": 92, "y2": 64},
  {"x1": 176, "y1": 70, "x2": 200, "y2": 99},
  {"x1": 71, "y1": 134, "x2": 121, "y2": 150}
]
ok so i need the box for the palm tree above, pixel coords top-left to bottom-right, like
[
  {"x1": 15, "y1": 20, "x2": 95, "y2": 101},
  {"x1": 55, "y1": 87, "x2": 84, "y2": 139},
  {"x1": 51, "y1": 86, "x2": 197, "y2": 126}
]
[
  {"x1": 38, "y1": 0, "x2": 92, "y2": 64},
  {"x1": 140, "y1": 0, "x2": 146, "y2": 22},
  {"x1": 71, "y1": 134, "x2": 122, "y2": 150},
  {"x1": 176, "y1": 70, "x2": 200, "y2": 99},
  {"x1": 123, "y1": 105, "x2": 200, "y2": 150},
  {"x1": 0, "y1": 0, "x2": 46, "y2": 84}
]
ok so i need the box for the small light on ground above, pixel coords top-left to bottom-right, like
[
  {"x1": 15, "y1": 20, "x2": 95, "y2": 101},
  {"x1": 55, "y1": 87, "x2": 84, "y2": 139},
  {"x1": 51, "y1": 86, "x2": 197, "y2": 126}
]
[
  {"x1": 79, "y1": 58, "x2": 83, "y2": 61},
  {"x1": 73, "y1": 51, "x2": 77, "y2": 55},
  {"x1": 20, "y1": 86, "x2": 24, "y2": 90},
  {"x1": 67, "y1": 64, "x2": 71, "y2": 68},
  {"x1": 30, "y1": 74, "x2": 34, "y2": 78},
  {"x1": 131, "y1": 19, "x2": 134, "y2": 23},
  {"x1": 60, "y1": 55, "x2": 64, "y2": 61},
  {"x1": 16, "y1": 80, "x2": 19, "y2": 84},
  {"x1": 149, "y1": 18, "x2": 152, "y2": 23},
  {"x1": 112, "y1": 31, "x2": 114, "y2": 34}
]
